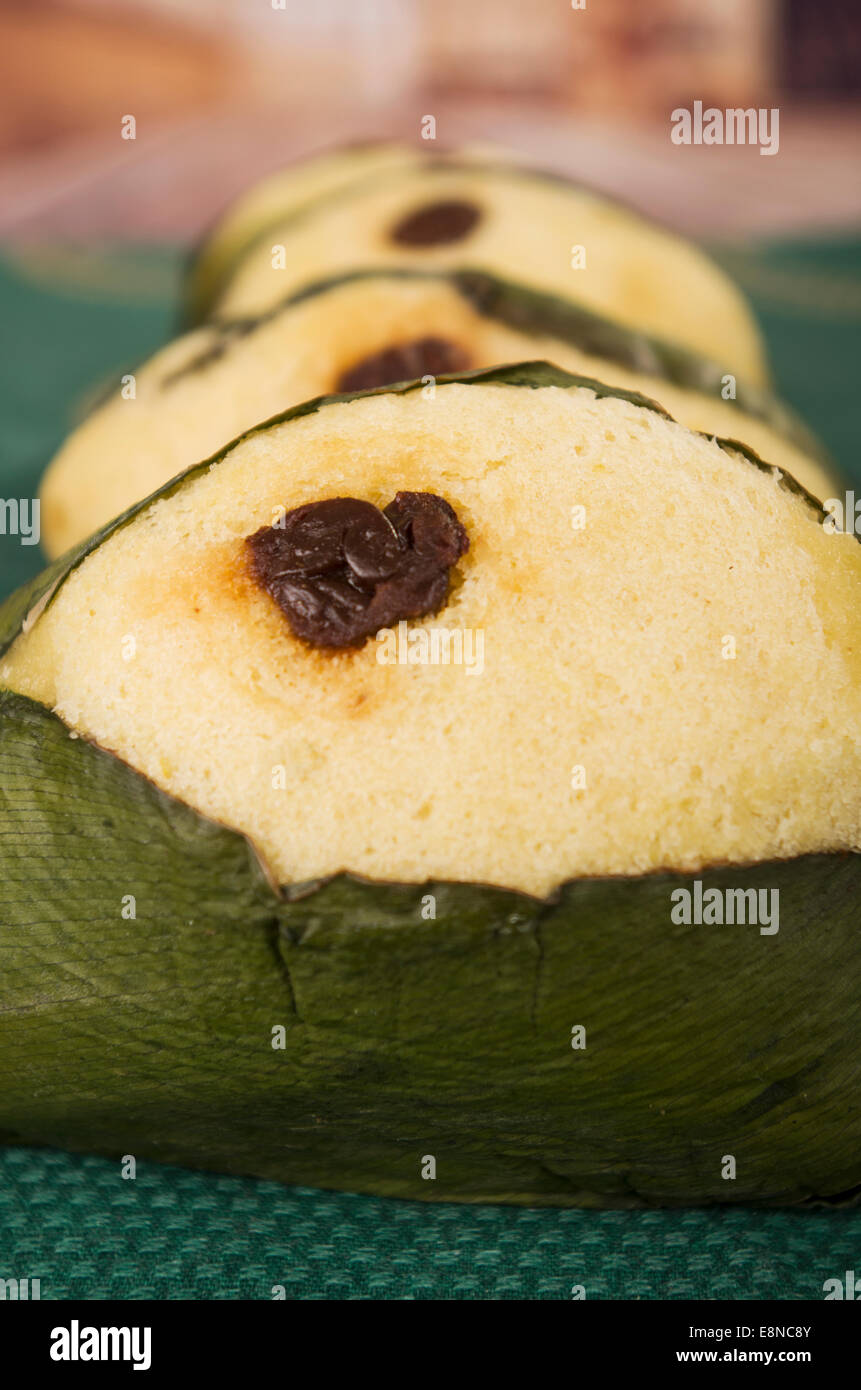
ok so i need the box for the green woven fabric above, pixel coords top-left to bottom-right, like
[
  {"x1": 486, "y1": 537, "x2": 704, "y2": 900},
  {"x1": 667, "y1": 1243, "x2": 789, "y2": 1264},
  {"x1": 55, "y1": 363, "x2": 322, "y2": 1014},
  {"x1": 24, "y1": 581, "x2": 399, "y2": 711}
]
[
  {"x1": 0, "y1": 239, "x2": 859, "y2": 1300},
  {"x1": 0, "y1": 1148, "x2": 858, "y2": 1300}
]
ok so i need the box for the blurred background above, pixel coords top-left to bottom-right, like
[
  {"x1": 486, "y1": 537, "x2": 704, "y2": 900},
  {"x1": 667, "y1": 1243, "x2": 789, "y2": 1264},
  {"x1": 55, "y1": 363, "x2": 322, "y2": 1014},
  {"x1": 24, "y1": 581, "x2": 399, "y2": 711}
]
[{"x1": 0, "y1": 0, "x2": 860, "y2": 240}]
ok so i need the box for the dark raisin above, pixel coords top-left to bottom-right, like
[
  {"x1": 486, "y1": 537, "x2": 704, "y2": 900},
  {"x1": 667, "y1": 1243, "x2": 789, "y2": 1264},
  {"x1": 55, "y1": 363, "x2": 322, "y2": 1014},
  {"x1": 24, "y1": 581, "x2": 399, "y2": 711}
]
[
  {"x1": 246, "y1": 493, "x2": 469, "y2": 649},
  {"x1": 336, "y1": 338, "x2": 471, "y2": 393},
  {"x1": 390, "y1": 200, "x2": 482, "y2": 247}
]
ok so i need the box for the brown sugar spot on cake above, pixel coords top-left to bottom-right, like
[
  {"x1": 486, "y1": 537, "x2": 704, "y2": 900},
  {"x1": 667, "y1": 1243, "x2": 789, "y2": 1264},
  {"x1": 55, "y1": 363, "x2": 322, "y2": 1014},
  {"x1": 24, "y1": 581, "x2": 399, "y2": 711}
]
[
  {"x1": 336, "y1": 338, "x2": 471, "y2": 393},
  {"x1": 345, "y1": 688, "x2": 377, "y2": 720},
  {"x1": 126, "y1": 539, "x2": 245, "y2": 625},
  {"x1": 390, "y1": 199, "x2": 482, "y2": 247},
  {"x1": 245, "y1": 493, "x2": 469, "y2": 651}
]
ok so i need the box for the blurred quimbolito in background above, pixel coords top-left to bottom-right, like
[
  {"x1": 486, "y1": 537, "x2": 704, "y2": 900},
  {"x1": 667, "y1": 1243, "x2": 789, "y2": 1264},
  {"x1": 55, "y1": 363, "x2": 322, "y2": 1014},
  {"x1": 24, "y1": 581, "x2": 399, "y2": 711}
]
[{"x1": 0, "y1": 0, "x2": 860, "y2": 593}]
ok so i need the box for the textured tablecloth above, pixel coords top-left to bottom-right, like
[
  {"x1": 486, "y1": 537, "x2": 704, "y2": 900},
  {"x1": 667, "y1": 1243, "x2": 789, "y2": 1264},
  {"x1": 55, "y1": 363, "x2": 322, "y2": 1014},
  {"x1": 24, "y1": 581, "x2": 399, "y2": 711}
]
[{"x1": 0, "y1": 238, "x2": 859, "y2": 1300}]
